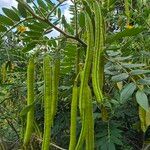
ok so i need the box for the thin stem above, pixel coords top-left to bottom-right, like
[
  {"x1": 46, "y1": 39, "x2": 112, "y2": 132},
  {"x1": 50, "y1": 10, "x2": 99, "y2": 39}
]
[
  {"x1": 47, "y1": 0, "x2": 67, "y2": 20},
  {"x1": 35, "y1": 136, "x2": 67, "y2": 150},
  {"x1": 74, "y1": 0, "x2": 78, "y2": 37}
]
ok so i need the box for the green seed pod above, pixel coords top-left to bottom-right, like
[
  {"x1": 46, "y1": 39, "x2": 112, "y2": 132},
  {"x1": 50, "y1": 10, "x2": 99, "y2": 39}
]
[
  {"x1": 92, "y1": 2, "x2": 104, "y2": 104},
  {"x1": 85, "y1": 86, "x2": 94, "y2": 150},
  {"x1": 75, "y1": 12, "x2": 94, "y2": 150},
  {"x1": 78, "y1": 70, "x2": 84, "y2": 117},
  {"x1": 42, "y1": 55, "x2": 52, "y2": 150},
  {"x1": 69, "y1": 83, "x2": 78, "y2": 150},
  {"x1": 97, "y1": 2, "x2": 105, "y2": 92},
  {"x1": 75, "y1": 87, "x2": 87, "y2": 150},
  {"x1": 51, "y1": 56, "x2": 60, "y2": 120},
  {"x1": 23, "y1": 57, "x2": 35, "y2": 146}
]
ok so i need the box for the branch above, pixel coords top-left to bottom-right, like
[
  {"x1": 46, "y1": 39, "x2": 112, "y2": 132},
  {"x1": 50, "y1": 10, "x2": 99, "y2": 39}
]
[
  {"x1": 16, "y1": 0, "x2": 87, "y2": 47},
  {"x1": 44, "y1": 19, "x2": 86, "y2": 46}
]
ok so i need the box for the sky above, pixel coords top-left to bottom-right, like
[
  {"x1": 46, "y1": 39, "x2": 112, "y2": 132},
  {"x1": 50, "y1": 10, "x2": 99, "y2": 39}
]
[
  {"x1": 0, "y1": 0, "x2": 17, "y2": 11},
  {"x1": 0, "y1": 0, "x2": 73, "y2": 37}
]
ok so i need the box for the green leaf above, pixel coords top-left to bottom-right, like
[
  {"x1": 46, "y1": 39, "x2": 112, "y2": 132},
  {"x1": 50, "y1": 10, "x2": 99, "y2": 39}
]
[
  {"x1": 26, "y1": 0, "x2": 32, "y2": 3},
  {"x1": 18, "y1": 3, "x2": 27, "y2": 18},
  {"x1": 20, "y1": 103, "x2": 34, "y2": 116},
  {"x1": 62, "y1": 15, "x2": 74, "y2": 34},
  {"x1": 111, "y1": 136, "x2": 123, "y2": 145},
  {"x1": 25, "y1": 31, "x2": 42, "y2": 37},
  {"x1": 27, "y1": 23, "x2": 44, "y2": 32},
  {"x1": 138, "y1": 78, "x2": 150, "y2": 85},
  {"x1": 78, "y1": 12, "x2": 85, "y2": 28},
  {"x1": 2, "y1": 7, "x2": 20, "y2": 21},
  {"x1": 107, "y1": 27, "x2": 145, "y2": 43},
  {"x1": 113, "y1": 56, "x2": 132, "y2": 61},
  {"x1": 130, "y1": 69, "x2": 150, "y2": 75},
  {"x1": 0, "y1": 24, "x2": 7, "y2": 32},
  {"x1": 121, "y1": 63, "x2": 145, "y2": 68},
  {"x1": 0, "y1": 15, "x2": 14, "y2": 26},
  {"x1": 45, "y1": 0, "x2": 54, "y2": 10},
  {"x1": 136, "y1": 90, "x2": 149, "y2": 111},
  {"x1": 35, "y1": 20, "x2": 49, "y2": 29},
  {"x1": 111, "y1": 73, "x2": 129, "y2": 82},
  {"x1": 22, "y1": 41, "x2": 37, "y2": 52},
  {"x1": 108, "y1": 142, "x2": 116, "y2": 150},
  {"x1": 37, "y1": 0, "x2": 47, "y2": 10},
  {"x1": 57, "y1": 8, "x2": 61, "y2": 19},
  {"x1": 144, "y1": 87, "x2": 150, "y2": 95},
  {"x1": 120, "y1": 83, "x2": 136, "y2": 102}
]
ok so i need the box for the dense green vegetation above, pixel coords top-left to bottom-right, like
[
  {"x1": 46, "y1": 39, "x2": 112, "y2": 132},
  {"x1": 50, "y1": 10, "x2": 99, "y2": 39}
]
[{"x1": 0, "y1": 0, "x2": 150, "y2": 150}]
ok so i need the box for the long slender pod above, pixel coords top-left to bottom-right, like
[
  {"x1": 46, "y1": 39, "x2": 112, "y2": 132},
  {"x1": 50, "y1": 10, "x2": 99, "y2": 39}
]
[
  {"x1": 69, "y1": 82, "x2": 78, "y2": 150},
  {"x1": 97, "y1": 2, "x2": 105, "y2": 91},
  {"x1": 76, "y1": 88, "x2": 87, "y2": 150},
  {"x1": 92, "y1": 2, "x2": 101, "y2": 103},
  {"x1": 42, "y1": 55, "x2": 52, "y2": 150},
  {"x1": 85, "y1": 86, "x2": 94, "y2": 150},
  {"x1": 75, "y1": 12, "x2": 94, "y2": 150},
  {"x1": 92, "y1": 2, "x2": 103, "y2": 104},
  {"x1": 51, "y1": 53, "x2": 60, "y2": 120},
  {"x1": 23, "y1": 57, "x2": 35, "y2": 146}
]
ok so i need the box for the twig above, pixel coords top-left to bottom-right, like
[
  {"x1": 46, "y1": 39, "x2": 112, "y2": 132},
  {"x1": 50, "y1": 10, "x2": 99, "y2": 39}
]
[
  {"x1": 35, "y1": 136, "x2": 67, "y2": 150},
  {"x1": 51, "y1": 143, "x2": 67, "y2": 150},
  {"x1": 47, "y1": 0, "x2": 67, "y2": 20}
]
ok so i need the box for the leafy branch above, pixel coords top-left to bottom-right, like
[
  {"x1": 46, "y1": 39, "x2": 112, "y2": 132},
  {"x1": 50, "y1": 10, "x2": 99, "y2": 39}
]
[{"x1": 16, "y1": 0, "x2": 86, "y2": 47}]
